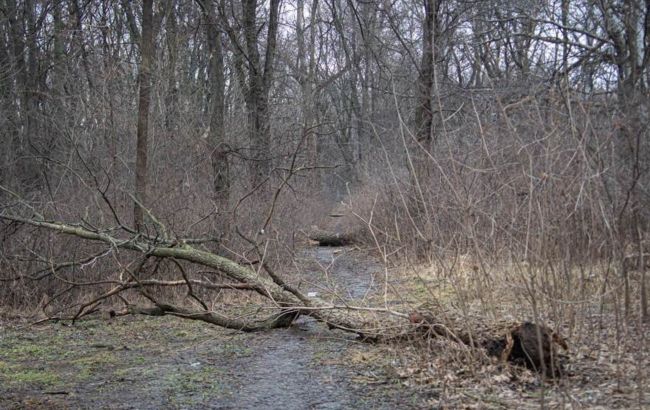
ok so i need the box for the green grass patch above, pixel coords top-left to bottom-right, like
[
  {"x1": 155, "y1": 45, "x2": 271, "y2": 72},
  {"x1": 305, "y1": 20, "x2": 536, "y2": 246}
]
[{"x1": 2, "y1": 368, "x2": 61, "y2": 387}]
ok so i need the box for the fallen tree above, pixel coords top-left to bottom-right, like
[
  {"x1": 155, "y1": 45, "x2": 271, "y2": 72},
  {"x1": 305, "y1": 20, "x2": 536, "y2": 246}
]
[
  {"x1": 307, "y1": 226, "x2": 356, "y2": 246},
  {"x1": 0, "y1": 214, "x2": 396, "y2": 337},
  {"x1": 0, "y1": 214, "x2": 569, "y2": 376}
]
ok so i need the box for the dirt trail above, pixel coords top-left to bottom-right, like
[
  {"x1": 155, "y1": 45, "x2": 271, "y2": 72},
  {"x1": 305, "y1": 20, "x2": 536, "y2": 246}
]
[
  {"x1": 212, "y1": 246, "x2": 394, "y2": 409},
  {"x1": 1, "y1": 247, "x2": 424, "y2": 409}
]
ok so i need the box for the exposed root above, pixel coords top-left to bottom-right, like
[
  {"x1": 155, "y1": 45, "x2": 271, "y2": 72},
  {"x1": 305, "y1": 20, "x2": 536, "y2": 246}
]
[{"x1": 408, "y1": 310, "x2": 568, "y2": 377}]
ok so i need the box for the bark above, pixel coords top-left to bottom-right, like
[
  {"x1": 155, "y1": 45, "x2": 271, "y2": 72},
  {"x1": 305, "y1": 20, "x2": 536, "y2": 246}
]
[
  {"x1": 407, "y1": 0, "x2": 439, "y2": 249},
  {"x1": 328, "y1": 0, "x2": 362, "y2": 192},
  {"x1": 415, "y1": 0, "x2": 435, "y2": 147},
  {"x1": 118, "y1": 303, "x2": 298, "y2": 332},
  {"x1": 120, "y1": 0, "x2": 141, "y2": 44},
  {"x1": 222, "y1": 0, "x2": 281, "y2": 195},
  {"x1": 201, "y1": 1, "x2": 230, "y2": 205},
  {"x1": 134, "y1": 0, "x2": 154, "y2": 229},
  {"x1": 0, "y1": 6, "x2": 16, "y2": 186},
  {"x1": 196, "y1": 0, "x2": 230, "y2": 210},
  {"x1": 164, "y1": 0, "x2": 179, "y2": 133},
  {"x1": 296, "y1": 0, "x2": 322, "y2": 187},
  {"x1": 358, "y1": 0, "x2": 375, "y2": 165},
  {"x1": 5, "y1": 0, "x2": 36, "y2": 187},
  {"x1": 248, "y1": 0, "x2": 280, "y2": 194}
]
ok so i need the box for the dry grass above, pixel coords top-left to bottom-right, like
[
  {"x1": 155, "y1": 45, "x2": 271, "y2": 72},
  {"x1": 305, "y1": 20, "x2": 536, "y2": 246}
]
[{"x1": 346, "y1": 256, "x2": 650, "y2": 408}]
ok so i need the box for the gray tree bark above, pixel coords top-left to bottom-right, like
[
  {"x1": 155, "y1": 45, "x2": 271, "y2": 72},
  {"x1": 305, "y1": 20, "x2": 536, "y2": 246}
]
[
  {"x1": 134, "y1": 0, "x2": 154, "y2": 230},
  {"x1": 198, "y1": 0, "x2": 230, "y2": 212}
]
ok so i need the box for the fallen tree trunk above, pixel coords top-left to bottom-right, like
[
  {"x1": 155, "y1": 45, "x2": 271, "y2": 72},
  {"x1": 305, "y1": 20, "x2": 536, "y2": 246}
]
[
  {"x1": 113, "y1": 303, "x2": 298, "y2": 332},
  {"x1": 1, "y1": 214, "x2": 570, "y2": 376},
  {"x1": 1, "y1": 215, "x2": 390, "y2": 338},
  {"x1": 308, "y1": 227, "x2": 355, "y2": 246}
]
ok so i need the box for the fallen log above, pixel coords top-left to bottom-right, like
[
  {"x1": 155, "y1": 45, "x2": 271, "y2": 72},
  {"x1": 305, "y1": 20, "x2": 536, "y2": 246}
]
[
  {"x1": 1, "y1": 215, "x2": 390, "y2": 338},
  {"x1": 2, "y1": 214, "x2": 569, "y2": 377},
  {"x1": 308, "y1": 227, "x2": 355, "y2": 246},
  {"x1": 112, "y1": 304, "x2": 299, "y2": 332}
]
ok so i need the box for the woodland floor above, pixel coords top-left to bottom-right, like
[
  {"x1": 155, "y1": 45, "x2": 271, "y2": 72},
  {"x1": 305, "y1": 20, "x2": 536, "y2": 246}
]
[
  {"x1": 1, "y1": 247, "x2": 649, "y2": 409},
  {"x1": 0, "y1": 315, "x2": 429, "y2": 409}
]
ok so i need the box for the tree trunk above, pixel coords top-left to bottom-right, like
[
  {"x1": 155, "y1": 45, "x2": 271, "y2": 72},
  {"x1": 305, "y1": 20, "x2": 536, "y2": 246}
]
[
  {"x1": 296, "y1": 0, "x2": 320, "y2": 182},
  {"x1": 308, "y1": 227, "x2": 356, "y2": 246},
  {"x1": 164, "y1": 0, "x2": 178, "y2": 134},
  {"x1": 415, "y1": 0, "x2": 435, "y2": 148},
  {"x1": 134, "y1": 0, "x2": 154, "y2": 229},
  {"x1": 1, "y1": 213, "x2": 572, "y2": 377},
  {"x1": 241, "y1": 0, "x2": 280, "y2": 196},
  {"x1": 199, "y1": 0, "x2": 230, "y2": 212},
  {"x1": 6, "y1": 0, "x2": 37, "y2": 188}
]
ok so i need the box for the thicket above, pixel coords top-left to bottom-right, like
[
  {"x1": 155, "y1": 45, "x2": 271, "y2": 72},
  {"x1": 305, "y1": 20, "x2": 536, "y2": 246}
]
[{"x1": 0, "y1": 0, "x2": 647, "y2": 332}]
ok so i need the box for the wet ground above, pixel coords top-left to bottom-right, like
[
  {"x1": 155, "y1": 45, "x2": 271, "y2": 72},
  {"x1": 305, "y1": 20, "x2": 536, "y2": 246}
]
[{"x1": 0, "y1": 247, "x2": 428, "y2": 409}]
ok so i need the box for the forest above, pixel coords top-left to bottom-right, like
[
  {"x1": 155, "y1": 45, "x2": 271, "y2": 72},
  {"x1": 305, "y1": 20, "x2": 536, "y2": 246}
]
[{"x1": 0, "y1": 0, "x2": 648, "y2": 408}]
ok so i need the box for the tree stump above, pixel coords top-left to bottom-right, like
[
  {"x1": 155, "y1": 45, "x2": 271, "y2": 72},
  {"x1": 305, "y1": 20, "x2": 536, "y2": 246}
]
[
  {"x1": 488, "y1": 322, "x2": 568, "y2": 377},
  {"x1": 409, "y1": 311, "x2": 568, "y2": 378}
]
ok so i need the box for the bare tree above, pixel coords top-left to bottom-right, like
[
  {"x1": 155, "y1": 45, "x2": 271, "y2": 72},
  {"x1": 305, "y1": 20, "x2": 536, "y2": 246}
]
[
  {"x1": 134, "y1": 0, "x2": 155, "y2": 229},
  {"x1": 218, "y1": 0, "x2": 281, "y2": 197},
  {"x1": 0, "y1": 1, "x2": 649, "y2": 392},
  {"x1": 197, "y1": 0, "x2": 230, "y2": 210}
]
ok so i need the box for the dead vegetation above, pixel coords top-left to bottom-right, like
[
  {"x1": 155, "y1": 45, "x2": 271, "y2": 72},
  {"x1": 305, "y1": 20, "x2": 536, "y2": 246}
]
[{"x1": 1, "y1": 0, "x2": 649, "y2": 407}]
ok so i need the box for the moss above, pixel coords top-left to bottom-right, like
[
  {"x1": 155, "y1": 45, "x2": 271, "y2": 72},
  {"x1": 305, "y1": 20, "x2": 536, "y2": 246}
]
[
  {"x1": 133, "y1": 355, "x2": 147, "y2": 365},
  {"x1": 112, "y1": 367, "x2": 133, "y2": 378},
  {"x1": 222, "y1": 342, "x2": 252, "y2": 357},
  {"x1": 4, "y1": 369, "x2": 61, "y2": 387},
  {"x1": 163, "y1": 365, "x2": 225, "y2": 396},
  {"x1": 2, "y1": 342, "x2": 53, "y2": 360},
  {"x1": 0, "y1": 360, "x2": 15, "y2": 375},
  {"x1": 70, "y1": 350, "x2": 119, "y2": 367},
  {"x1": 65, "y1": 350, "x2": 120, "y2": 382}
]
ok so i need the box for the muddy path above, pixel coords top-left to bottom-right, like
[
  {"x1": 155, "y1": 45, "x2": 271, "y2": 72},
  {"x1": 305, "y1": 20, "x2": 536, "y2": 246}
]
[
  {"x1": 1, "y1": 247, "x2": 428, "y2": 409},
  {"x1": 212, "y1": 247, "x2": 394, "y2": 410}
]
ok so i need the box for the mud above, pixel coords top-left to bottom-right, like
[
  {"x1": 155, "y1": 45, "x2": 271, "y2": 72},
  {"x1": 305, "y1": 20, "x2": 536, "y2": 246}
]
[{"x1": 212, "y1": 246, "x2": 408, "y2": 409}]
